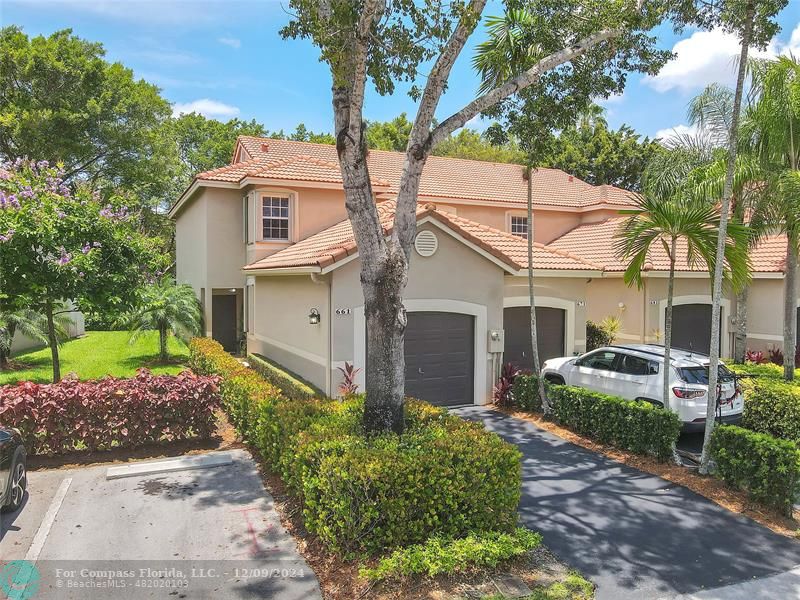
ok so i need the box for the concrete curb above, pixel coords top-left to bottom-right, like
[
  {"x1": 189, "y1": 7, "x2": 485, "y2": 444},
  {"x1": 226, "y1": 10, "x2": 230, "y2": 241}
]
[{"x1": 106, "y1": 452, "x2": 234, "y2": 480}]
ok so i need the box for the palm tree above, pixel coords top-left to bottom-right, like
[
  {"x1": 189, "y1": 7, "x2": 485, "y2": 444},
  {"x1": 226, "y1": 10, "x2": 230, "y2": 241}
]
[
  {"x1": 0, "y1": 307, "x2": 72, "y2": 370},
  {"x1": 738, "y1": 55, "x2": 800, "y2": 381},
  {"x1": 123, "y1": 276, "x2": 202, "y2": 363},
  {"x1": 615, "y1": 194, "x2": 750, "y2": 410}
]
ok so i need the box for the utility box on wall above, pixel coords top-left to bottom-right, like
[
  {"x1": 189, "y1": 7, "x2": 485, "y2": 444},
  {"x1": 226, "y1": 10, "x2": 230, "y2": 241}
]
[{"x1": 488, "y1": 329, "x2": 505, "y2": 353}]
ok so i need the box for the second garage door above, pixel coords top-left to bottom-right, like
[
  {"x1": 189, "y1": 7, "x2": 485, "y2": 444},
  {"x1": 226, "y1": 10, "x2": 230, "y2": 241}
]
[
  {"x1": 504, "y1": 306, "x2": 566, "y2": 369},
  {"x1": 404, "y1": 311, "x2": 474, "y2": 406},
  {"x1": 670, "y1": 303, "x2": 721, "y2": 355}
]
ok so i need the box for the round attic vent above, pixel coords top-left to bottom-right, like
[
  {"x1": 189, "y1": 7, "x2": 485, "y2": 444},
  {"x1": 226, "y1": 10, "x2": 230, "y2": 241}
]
[{"x1": 414, "y1": 230, "x2": 438, "y2": 257}]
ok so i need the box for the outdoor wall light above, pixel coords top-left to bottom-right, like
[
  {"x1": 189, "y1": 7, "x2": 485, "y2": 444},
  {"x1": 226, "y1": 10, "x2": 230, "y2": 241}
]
[{"x1": 308, "y1": 308, "x2": 321, "y2": 325}]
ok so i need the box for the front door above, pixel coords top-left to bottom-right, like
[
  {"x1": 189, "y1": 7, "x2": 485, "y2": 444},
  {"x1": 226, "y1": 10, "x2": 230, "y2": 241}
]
[{"x1": 212, "y1": 294, "x2": 238, "y2": 353}]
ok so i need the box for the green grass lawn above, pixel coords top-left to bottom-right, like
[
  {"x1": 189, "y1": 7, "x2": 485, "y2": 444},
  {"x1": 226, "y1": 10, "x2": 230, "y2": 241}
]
[{"x1": 1, "y1": 330, "x2": 190, "y2": 385}]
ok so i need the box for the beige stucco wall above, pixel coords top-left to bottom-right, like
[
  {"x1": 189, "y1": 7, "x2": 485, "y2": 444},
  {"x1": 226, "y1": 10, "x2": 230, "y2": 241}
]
[
  {"x1": 247, "y1": 275, "x2": 330, "y2": 392},
  {"x1": 330, "y1": 222, "x2": 506, "y2": 403},
  {"x1": 745, "y1": 278, "x2": 800, "y2": 352},
  {"x1": 175, "y1": 191, "x2": 208, "y2": 293},
  {"x1": 175, "y1": 187, "x2": 247, "y2": 336}
]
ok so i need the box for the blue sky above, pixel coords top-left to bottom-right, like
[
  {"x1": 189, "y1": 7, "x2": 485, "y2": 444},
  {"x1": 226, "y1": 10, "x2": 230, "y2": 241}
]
[{"x1": 3, "y1": 0, "x2": 800, "y2": 141}]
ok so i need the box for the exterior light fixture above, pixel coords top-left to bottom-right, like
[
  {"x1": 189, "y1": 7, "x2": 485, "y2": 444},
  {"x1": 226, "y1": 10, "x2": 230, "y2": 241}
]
[{"x1": 308, "y1": 308, "x2": 321, "y2": 325}]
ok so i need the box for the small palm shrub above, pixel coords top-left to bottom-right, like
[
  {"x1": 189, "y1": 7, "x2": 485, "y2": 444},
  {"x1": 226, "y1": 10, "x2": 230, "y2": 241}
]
[{"x1": 122, "y1": 276, "x2": 201, "y2": 362}]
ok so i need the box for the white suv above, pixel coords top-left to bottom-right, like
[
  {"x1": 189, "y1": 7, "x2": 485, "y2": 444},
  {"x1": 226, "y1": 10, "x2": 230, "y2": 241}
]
[{"x1": 540, "y1": 344, "x2": 744, "y2": 431}]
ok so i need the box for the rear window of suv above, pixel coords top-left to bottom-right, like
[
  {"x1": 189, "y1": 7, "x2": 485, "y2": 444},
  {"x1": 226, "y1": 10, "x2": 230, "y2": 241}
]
[{"x1": 678, "y1": 365, "x2": 735, "y2": 384}]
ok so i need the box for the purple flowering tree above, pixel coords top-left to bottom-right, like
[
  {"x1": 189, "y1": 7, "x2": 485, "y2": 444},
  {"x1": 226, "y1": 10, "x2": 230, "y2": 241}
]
[{"x1": 0, "y1": 160, "x2": 167, "y2": 382}]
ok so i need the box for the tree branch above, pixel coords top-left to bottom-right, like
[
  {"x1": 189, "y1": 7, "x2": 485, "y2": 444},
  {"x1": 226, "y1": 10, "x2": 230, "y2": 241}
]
[
  {"x1": 429, "y1": 28, "x2": 620, "y2": 148},
  {"x1": 394, "y1": 0, "x2": 487, "y2": 252}
]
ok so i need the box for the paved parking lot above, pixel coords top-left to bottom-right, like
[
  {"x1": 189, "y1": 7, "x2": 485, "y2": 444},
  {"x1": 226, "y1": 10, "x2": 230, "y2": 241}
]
[{"x1": 0, "y1": 449, "x2": 321, "y2": 599}]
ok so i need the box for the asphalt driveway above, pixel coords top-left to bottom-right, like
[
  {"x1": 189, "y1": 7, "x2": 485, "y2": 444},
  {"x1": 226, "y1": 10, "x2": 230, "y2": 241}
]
[
  {"x1": 453, "y1": 406, "x2": 800, "y2": 600},
  {"x1": 0, "y1": 449, "x2": 321, "y2": 599}
]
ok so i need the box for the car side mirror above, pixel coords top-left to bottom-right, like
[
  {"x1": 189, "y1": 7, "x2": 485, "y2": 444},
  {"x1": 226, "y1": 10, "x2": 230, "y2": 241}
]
[{"x1": 649, "y1": 364, "x2": 659, "y2": 375}]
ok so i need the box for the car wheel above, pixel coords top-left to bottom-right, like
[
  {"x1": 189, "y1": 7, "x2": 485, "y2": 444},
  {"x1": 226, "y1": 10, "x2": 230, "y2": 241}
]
[
  {"x1": 545, "y1": 374, "x2": 565, "y2": 385},
  {"x1": 2, "y1": 448, "x2": 26, "y2": 513}
]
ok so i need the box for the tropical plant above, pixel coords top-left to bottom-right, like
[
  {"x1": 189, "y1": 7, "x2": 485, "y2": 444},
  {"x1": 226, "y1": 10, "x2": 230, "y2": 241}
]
[
  {"x1": 0, "y1": 308, "x2": 72, "y2": 369},
  {"x1": 744, "y1": 349, "x2": 766, "y2": 364},
  {"x1": 493, "y1": 362, "x2": 520, "y2": 407},
  {"x1": 336, "y1": 362, "x2": 361, "y2": 397},
  {"x1": 121, "y1": 276, "x2": 201, "y2": 363},
  {"x1": 615, "y1": 193, "x2": 750, "y2": 410}
]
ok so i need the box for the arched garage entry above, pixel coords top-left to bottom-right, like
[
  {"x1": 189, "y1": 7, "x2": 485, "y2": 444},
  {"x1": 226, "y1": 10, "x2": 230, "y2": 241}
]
[
  {"x1": 504, "y1": 306, "x2": 566, "y2": 367},
  {"x1": 354, "y1": 299, "x2": 488, "y2": 407},
  {"x1": 659, "y1": 296, "x2": 729, "y2": 356}
]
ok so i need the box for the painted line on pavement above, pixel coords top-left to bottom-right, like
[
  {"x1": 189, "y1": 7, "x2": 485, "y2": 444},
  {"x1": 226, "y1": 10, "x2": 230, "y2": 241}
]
[{"x1": 25, "y1": 477, "x2": 72, "y2": 562}]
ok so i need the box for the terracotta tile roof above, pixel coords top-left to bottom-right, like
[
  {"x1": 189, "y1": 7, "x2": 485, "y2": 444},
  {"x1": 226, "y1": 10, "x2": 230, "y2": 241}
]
[
  {"x1": 202, "y1": 136, "x2": 636, "y2": 209},
  {"x1": 548, "y1": 216, "x2": 788, "y2": 274},
  {"x1": 244, "y1": 202, "x2": 602, "y2": 272}
]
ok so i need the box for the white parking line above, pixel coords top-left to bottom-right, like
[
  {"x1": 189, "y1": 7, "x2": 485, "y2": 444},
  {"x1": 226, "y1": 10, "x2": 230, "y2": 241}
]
[{"x1": 24, "y1": 477, "x2": 71, "y2": 562}]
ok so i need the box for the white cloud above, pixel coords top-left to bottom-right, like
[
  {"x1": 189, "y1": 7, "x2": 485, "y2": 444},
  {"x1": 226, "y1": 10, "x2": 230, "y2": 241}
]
[
  {"x1": 655, "y1": 123, "x2": 698, "y2": 142},
  {"x1": 172, "y1": 99, "x2": 240, "y2": 118},
  {"x1": 7, "y1": 0, "x2": 221, "y2": 25},
  {"x1": 645, "y1": 23, "x2": 800, "y2": 93},
  {"x1": 218, "y1": 37, "x2": 241, "y2": 49}
]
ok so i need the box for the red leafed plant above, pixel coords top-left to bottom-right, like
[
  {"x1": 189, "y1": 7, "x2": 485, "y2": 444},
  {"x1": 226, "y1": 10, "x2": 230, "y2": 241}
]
[
  {"x1": 0, "y1": 369, "x2": 221, "y2": 456},
  {"x1": 745, "y1": 349, "x2": 766, "y2": 364},
  {"x1": 766, "y1": 346, "x2": 800, "y2": 368},
  {"x1": 493, "y1": 362, "x2": 520, "y2": 407},
  {"x1": 337, "y1": 362, "x2": 361, "y2": 397}
]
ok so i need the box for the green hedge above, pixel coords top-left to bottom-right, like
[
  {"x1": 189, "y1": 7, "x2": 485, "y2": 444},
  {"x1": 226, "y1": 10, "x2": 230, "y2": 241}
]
[
  {"x1": 189, "y1": 338, "x2": 522, "y2": 558},
  {"x1": 709, "y1": 425, "x2": 800, "y2": 516},
  {"x1": 511, "y1": 374, "x2": 544, "y2": 412},
  {"x1": 731, "y1": 376, "x2": 800, "y2": 444},
  {"x1": 247, "y1": 353, "x2": 321, "y2": 400},
  {"x1": 547, "y1": 385, "x2": 681, "y2": 461},
  {"x1": 359, "y1": 528, "x2": 542, "y2": 581}
]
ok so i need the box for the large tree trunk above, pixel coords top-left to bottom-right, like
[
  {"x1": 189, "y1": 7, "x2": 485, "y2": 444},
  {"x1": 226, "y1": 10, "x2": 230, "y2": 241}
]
[
  {"x1": 525, "y1": 167, "x2": 547, "y2": 411},
  {"x1": 733, "y1": 285, "x2": 749, "y2": 363},
  {"x1": 45, "y1": 300, "x2": 61, "y2": 383},
  {"x1": 700, "y1": 1, "x2": 753, "y2": 474},
  {"x1": 783, "y1": 241, "x2": 798, "y2": 381},
  {"x1": 663, "y1": 243, "x2": 676, "y2": 412}
]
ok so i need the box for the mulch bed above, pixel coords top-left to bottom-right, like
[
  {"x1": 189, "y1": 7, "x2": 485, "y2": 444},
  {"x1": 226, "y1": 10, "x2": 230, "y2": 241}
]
[{"x1": 497, "y1": 406, "x2": 799, "y2": 539}]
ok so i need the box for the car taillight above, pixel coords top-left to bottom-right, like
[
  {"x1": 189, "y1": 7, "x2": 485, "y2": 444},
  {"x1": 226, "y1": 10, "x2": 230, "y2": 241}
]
[{"x1": 672, "y1": 387, "x2": 706, "y2": 399}]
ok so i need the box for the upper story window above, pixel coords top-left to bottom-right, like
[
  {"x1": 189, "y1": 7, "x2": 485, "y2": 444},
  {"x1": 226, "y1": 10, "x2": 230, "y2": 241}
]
[
  {"x1": 510, "y1": 216, "x2": 528, "y2": 239},
  {"x1": 262, "y1": 196, "x2": 290, "y2": 240}
]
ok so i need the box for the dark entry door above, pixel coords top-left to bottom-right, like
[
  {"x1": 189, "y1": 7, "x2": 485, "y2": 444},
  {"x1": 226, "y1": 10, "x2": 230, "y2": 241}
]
[
  {"x1": 212, "y1": 294, "x2": 238, "y2": 353},
  {"x1": 670, "y1": 303, "x2": 721, "y2": 355},
  {"x1": 504, "y1": 306, "x2": 566, "y2": 369},
  {"x1": 403, "y1": 312, "x2": 474, "y2": 406}
]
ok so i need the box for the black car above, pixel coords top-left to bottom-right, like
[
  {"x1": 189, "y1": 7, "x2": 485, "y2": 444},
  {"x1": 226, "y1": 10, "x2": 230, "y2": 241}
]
[{"x1": 0, "y1": 426, "x2": 26, "y2": 512}]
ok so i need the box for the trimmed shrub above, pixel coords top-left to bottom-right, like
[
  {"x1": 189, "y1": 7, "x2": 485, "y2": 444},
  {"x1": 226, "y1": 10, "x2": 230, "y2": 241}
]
[
  {"x1": 0, "y1": 370, "x2": 220, "y2": 455},
  {"x1": 547, "y1": 385, "x2": 681, "y2": 461},
  {"x1": 735, "y1": 377, "x2": 800, "y2": 444},
  {"x1": 709, "y1": 425, "x2": 800, "y2": 516},
  {"x1": 728, "y1": 362, "x2": 792, "y2": 381},
  {"x1": 359, "y1": 527, "x2": 542, "y2": 581},
  {"x1": 188, "y1": 338, "x2": 283, "y2": 442},
  {"x1": 247, "y1": 353, "x2": 320, "y2": 400},
  {"x1": 511, "y1": 374, "x2": 544, "y2": 412},
  {"x1": 187, "y1": 337, "x2": 523, "y2": 557}
]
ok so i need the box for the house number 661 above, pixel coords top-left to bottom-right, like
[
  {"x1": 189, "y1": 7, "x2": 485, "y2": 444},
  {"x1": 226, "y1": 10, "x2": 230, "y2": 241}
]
[{"x1": 336, "y1": 308, "x2": 352, "y2": 315}]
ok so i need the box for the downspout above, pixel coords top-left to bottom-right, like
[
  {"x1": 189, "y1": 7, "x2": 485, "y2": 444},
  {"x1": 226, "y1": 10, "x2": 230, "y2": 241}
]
[
  {"x1": 310, "y1": 272, "x2": 332, "y2": 397},
  {"x1": 642, "y1": 277, "x2": 647, "y2": 343}
]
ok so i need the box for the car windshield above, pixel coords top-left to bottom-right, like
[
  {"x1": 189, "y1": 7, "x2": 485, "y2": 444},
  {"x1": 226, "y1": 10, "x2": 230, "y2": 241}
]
[{"x1": 678, "y1": 365, "x2": 735, "y2": 384}]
